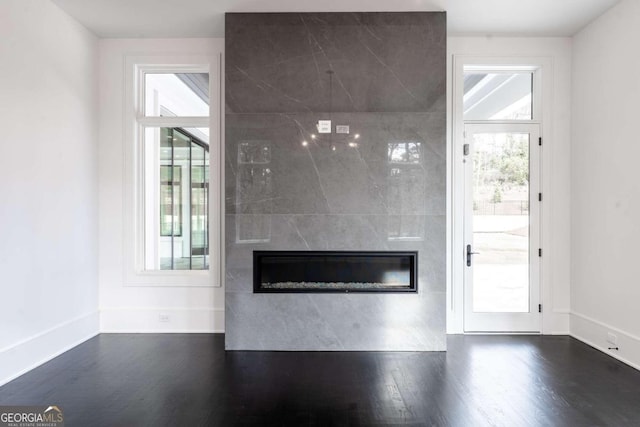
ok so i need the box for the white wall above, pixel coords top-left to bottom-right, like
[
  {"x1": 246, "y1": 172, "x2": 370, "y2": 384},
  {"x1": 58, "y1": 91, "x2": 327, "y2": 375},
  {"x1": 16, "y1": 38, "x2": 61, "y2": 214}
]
[
  {"x1": 98, "y1": 39, "x2": 225, "y2": 332},
  {"x1": 447, "y1": 37, "x2": 573, "y2": 334},
  {"x1": 570, "y1": 0, "x2": 640, "y2": 369},
  {"x1": 0, "y1": 0, "x2": 99, "y2": 385}
]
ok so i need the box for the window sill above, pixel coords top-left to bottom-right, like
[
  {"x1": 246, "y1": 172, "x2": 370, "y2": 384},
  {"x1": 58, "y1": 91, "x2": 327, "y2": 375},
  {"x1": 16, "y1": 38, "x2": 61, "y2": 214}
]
[{"x1": 124, "y1": 269, "x2": 216, "y2": 288}]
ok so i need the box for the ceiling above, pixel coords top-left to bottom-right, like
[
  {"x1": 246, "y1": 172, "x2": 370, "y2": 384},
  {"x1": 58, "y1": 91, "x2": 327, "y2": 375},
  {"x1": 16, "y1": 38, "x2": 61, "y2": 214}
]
[{"x1": 52, "y1": 0, "x2": 620, "y2": 38}]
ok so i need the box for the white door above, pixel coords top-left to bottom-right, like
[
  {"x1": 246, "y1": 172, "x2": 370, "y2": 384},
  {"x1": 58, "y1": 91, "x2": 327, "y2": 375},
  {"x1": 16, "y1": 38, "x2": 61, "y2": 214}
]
[{"x1": 463, "y1": 124, "x2": 541, "y2": 332}]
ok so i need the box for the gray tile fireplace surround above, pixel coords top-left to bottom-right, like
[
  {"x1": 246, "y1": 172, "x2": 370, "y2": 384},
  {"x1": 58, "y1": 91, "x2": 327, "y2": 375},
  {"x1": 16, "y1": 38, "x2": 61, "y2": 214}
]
[{"x1": 225, "y1": 12, "x2": 446, "y2": 351}]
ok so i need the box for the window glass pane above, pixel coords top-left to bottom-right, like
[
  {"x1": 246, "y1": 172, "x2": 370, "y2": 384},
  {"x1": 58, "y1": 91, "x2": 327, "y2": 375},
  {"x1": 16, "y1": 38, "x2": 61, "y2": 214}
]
[
  {"x1": 144, "y1": 73, "x2": 209, "y2": 117},
  {"x1": 191, "y1": 143, "x2": 208, "y2": 270},
  {"x1": 463, "y1": 72, "x2": 532, "y2": 121},
  {"x1": 160, "y1": 165, "x2": 181, "y2": 237},
  {"x1": 144, "y1": 127, "x2": 210, "y2": 271}
]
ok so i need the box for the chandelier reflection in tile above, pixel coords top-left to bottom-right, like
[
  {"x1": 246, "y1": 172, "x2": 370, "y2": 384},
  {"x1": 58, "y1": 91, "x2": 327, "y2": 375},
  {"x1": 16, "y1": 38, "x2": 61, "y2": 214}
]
[{"x1": 300, "y1": 69, "x2": 361, "y2": 151}]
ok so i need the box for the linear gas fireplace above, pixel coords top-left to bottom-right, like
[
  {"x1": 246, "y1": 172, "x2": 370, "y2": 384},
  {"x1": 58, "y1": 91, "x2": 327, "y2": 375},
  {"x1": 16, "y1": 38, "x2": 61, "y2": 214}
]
[{"x1": 253, "y1": 251, "x2": 418, "y2": 293}]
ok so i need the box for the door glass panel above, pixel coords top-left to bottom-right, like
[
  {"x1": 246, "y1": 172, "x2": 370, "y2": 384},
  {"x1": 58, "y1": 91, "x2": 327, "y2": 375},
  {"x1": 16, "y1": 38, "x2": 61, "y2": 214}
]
[
  {"x1": 463, "y1": 72, "x2": 533, "y2": 121},
  {"x1": 472, "y1": 132, "x2": 529, "y2": 312}
]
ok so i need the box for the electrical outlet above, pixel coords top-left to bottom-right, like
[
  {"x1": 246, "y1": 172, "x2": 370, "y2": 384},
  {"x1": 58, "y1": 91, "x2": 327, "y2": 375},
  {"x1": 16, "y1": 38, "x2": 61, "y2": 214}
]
[
  {"x1": 159, "y1": 314, "x2": 170, "y2": 323},
  {"x1": 607, "y1": 332, "x2": 617, "y2": 345}
]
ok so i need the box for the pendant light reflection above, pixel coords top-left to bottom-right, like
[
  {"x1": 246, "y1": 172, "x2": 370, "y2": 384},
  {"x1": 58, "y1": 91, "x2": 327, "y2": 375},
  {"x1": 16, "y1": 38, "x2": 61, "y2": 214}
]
[
  {"x1": 300, "y1": 134, "x2": 361, "y2": 150},
  {"x1": 299, "y1": 69, "x2": 361, "y2": 151}
]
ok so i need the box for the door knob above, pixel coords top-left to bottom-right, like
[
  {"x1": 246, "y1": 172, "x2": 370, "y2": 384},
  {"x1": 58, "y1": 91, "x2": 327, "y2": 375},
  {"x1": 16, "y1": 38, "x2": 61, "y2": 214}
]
[{"x1": 466, "y1": 244, "x2": 480, "y2": 267}]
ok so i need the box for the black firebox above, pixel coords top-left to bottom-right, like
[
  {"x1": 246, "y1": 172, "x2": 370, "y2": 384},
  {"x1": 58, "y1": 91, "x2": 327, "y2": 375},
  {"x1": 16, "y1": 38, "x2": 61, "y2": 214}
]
[{"x1": 253, "y1": 251, "x2": 418, "y2": 293}]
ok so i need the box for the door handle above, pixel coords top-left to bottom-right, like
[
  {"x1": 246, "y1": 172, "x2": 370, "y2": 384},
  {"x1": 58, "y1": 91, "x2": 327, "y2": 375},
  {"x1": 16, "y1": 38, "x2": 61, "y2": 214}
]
[{"x1": 466, "y1": 244, "x2": 480, "y2": 267}]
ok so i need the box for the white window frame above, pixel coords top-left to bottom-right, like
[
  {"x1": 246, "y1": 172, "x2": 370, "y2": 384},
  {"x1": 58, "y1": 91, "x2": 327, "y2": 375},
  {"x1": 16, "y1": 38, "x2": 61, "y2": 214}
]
[
  {"x1": 123, "y1": 54, "x2": 222, "y2": 287},
  {"x1": 450, "y1": 55, "x2": 553, "y2": 333}
]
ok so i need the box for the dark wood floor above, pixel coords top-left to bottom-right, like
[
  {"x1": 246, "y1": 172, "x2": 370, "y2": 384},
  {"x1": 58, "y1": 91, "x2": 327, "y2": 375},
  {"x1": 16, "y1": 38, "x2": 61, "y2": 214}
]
[{"x1": 1, "y1": 335, "x2": 639, "y2": 426}]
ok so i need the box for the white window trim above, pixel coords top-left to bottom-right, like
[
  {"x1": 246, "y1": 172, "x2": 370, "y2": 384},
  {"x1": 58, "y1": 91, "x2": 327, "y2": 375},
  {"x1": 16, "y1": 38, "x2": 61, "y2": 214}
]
[
  {"x1": 123, "y1": 54, "x2": 222, "y2": 287},
  {"x1": 449, "y1": 55, "x2": 553, "y2": 333}
]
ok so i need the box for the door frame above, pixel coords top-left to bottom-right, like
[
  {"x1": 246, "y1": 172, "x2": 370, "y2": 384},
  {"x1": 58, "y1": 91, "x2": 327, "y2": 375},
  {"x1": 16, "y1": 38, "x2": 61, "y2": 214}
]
[
  {"x1": 463, "y1": 123, "x2": 541, "y2": 332},
  {"x1": 449, "y1": 55, "x2": 553, "y2": 334}
]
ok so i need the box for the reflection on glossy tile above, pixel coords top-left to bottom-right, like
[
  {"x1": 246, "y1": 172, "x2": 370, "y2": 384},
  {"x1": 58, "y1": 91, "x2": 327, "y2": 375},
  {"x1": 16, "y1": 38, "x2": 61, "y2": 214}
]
[
  {"x1": 388, "y1": 141, "x2": 422, "y2": 164},
  {"x1": 225, "y1": 113, "x2": 446, "y2": 216},
  {"x1": 387, "y1": 215, "x2": 425, "y2": 241},
  {"x1": 388, "y1": 167, "x2": 426, "y2": 215},
  {"x1": 236, "y1": 166, "x2": 272, "y2": 211},
  {"x1": 238, "y1": 140, "x2": 271, "y2": 164},
  {"x1": 235, "y1": 140, "x2": 273, "y2": 243},
  {"x1": 235, "y1": 215, "x2": 271, "y2": 244}
]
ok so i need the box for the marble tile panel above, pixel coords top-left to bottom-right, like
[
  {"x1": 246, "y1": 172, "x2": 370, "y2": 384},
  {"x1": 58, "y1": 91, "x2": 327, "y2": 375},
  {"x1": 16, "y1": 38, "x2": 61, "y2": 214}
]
[
  {"x1": 225, "y1": 291, "x2": 446, "y2": 351},
  {"x1": 225, "y1": 293, "x2": 344, "y2": 350},
  {"x1": 226, "y1": 12, "x2": 446, "y2": 113}
]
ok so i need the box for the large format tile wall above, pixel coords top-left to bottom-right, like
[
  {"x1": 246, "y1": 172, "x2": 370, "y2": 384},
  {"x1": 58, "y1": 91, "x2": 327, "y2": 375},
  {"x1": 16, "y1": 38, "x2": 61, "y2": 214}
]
[{"x1": 225, "y1": 12, "x2": 446, "y2": 350}]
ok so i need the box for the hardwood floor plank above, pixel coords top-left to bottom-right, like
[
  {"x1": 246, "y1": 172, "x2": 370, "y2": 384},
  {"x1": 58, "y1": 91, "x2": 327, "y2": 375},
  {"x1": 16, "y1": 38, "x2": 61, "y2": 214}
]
[{"x1": 1, "y1": 335, "x2": 639, "y2": 426}]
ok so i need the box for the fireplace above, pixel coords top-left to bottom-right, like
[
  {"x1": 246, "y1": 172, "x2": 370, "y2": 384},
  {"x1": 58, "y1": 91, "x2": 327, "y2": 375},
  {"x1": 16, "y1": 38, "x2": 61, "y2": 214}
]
[
  {"x1": 253, "y1": 251, "x2": 418, "y2": 293},
  {"x1": 226, "y1": 12, "x2": 445, "y2": 350}
]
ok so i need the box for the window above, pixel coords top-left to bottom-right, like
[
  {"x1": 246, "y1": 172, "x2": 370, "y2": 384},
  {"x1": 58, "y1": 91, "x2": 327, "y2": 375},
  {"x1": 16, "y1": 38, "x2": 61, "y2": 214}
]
[
  {"x1": 124, "y1": 55, "x2": 220, "y2": 285},
  {"x1": 463, "y1": 70, "x2": 535, "y2": 121},
  {"x1": 462, "y1": 65, "x2": 539, "y2": 122},
  {"x1": 144, "y1": 73, "x2": 209, "y2": 117}
]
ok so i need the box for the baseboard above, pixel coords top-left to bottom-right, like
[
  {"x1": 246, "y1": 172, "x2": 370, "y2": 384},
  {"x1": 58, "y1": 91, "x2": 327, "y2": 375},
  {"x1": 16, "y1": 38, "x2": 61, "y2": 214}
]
[
  {"x1": 446, "y1": 310, "x2": 571, "y2": 335},
  {"x1": 0, "y1": 311, "x2": 99, "y2": 387},
  {"x1": 100, "y1": 307, "x2": 224, "y2": 333},
  {"x1": 570, "y1": 312, "x2": 640, "y2": 371}
]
